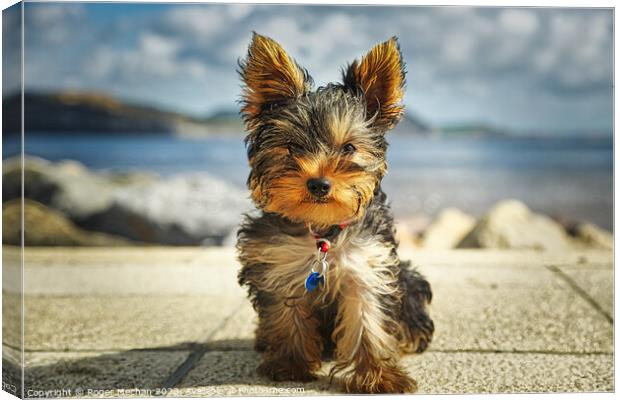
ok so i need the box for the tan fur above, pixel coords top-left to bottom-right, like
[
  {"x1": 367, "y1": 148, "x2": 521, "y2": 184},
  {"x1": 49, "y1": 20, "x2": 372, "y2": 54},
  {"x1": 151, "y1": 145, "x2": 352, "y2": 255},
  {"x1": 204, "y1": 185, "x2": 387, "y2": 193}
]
[
  {"x1": 240, "y1": 223, "x2": 415, "y2": 391},
  {"x1": 240, "y1": 33, "x2": 311, "y2": 123},
  {"x1": 327, "y1": 102, "x2": 370, "y2": 146},
  {"x1": 347, "y1": 37, "x2": 405, "y2": 130},
  {"x1": 239, "y1": 223, "x2": 396, "y2": 306},
  {"x1": 327, "y1": 106, "x2": 387, "y2": 174},
  {"x1": 237, "y1": 34, "x2": 432, "y2": 394},
  {"x1": 261, "y1": 152, "x2": 378, "y2": 228},
  {"x1": 327, "y1": 231, "x2": 415, "y2": 393},
  {"x1": 254, "y1": 107, "x2": 388, "y2": 228},
  {"x1": 257, "y1": 299, "x2": 323, "y2": 381}
]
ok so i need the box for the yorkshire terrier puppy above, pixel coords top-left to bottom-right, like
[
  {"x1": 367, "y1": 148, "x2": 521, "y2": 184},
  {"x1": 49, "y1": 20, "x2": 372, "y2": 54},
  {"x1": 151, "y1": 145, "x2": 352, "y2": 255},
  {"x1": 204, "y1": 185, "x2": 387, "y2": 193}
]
[{"x1": 236, "y1": 33, "x2": 434, "y2": 394}]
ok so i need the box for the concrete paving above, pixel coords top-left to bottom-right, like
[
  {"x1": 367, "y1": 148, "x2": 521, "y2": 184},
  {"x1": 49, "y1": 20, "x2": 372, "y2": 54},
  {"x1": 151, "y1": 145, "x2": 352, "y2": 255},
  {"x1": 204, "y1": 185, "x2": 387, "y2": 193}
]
[{"x1": 1, "y1": 246, "x2": 613, "y2": 397}]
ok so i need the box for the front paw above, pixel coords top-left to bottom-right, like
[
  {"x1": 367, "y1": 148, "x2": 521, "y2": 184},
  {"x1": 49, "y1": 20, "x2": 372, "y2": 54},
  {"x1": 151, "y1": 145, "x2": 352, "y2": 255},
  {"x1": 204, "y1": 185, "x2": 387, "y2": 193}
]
[
  {"x1": 412, "y1": 316, "x2": 434, "y2": 353},
  {"x1": 257, "y1": 359, "x2": 318, "y2": 382},
  {"x1": 400, "y1": 314, "x2": 434, "y2": 354},
  {"x1": 344, "y1": 365, "x2": 418, "y2": 394}
]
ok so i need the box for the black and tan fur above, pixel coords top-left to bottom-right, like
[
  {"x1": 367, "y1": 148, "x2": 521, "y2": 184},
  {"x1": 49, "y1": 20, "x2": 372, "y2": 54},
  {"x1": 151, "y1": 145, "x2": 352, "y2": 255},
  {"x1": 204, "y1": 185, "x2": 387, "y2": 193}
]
[{"x1": 236, "y1": 33, "x2": 433, "y2": 394}]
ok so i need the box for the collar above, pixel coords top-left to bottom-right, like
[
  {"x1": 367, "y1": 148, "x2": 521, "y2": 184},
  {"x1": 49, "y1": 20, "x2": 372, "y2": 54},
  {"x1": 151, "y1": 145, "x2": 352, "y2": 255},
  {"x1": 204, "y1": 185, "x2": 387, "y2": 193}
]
[
  {"x1": 303, "y1": 222, "x2": 349, "y2": 293},
  {"x1": 307, "y1": 222, "x2": 349, "y2": 253}
]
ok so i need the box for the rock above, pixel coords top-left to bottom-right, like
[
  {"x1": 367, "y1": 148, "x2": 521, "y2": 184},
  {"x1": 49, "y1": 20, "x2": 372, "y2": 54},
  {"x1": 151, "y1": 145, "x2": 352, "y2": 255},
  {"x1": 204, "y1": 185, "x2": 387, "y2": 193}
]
[
  {"x1": 395, "y1": 215, "x2": 431, "y2": 248},
  {"x1": 3, "y1": 199, "x2": 131, "y2": 246},
  {"x1": 458, "y1": 200, "x2": 571, "y2": 251},
  {"x1": 3, "y1": 156, "x2": 155, "y2": 220},
  {"x1": 81, "y1": 173, "x2": 251, "y2": 245},
  {"x1": 422, "y1": 208, "x2": 476, "y2": 249},
  {"x1": 572, "y1": 223, "x2": 613, "y2": 250},
  {"x1": 4, "y1": 156, "x2": 251, "y2": 245}
]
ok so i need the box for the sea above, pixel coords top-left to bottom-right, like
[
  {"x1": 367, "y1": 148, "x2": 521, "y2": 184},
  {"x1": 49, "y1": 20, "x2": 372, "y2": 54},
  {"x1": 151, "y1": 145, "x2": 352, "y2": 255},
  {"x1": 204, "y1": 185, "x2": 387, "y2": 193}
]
[{"x1": 3, "y1": 133, "x2": 613, "y2": 230}]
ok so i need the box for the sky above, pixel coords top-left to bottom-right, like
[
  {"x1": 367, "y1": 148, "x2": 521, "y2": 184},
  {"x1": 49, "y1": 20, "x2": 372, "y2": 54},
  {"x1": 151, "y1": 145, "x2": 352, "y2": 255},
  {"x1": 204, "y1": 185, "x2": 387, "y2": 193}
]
[{"x1": 2, "y1": 2, "x2": 614, "y2": 135}]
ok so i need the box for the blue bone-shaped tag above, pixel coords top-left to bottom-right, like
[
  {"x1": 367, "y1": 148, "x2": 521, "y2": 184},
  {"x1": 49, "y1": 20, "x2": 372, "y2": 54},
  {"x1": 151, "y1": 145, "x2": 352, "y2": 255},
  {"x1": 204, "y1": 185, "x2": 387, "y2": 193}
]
[{"x1": 305, "y1": 272, "x2": 324, "y2": 292}]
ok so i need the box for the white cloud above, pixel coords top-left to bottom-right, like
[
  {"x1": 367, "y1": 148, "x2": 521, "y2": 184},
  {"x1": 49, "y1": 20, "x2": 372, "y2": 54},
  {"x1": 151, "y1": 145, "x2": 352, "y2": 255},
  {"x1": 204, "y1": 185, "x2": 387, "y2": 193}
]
[
  {"x1": 2, "y1": 4, "x2": 22, "y2": 96},
  {"x1": 499, "y1": 9, "x2": 539, "y2": 35},
  {"x1": 86, "y1": 33, "x2": 207, "y2": 81},
  {"x1": 230, "y1": 12, "x2": 370, "y2": 84},
  {"x1": 140, "y1": 33, "x2": 179, "y2": 57},
  {"x1": 28, "y1": 3, "x2": 84, "y2": 24},
  {"x1": 26, "y1": 3, "x2": 85, "y2": 44},
  {"x1": 165, "y1": 7, "x2": 227, "y2": 37},
  {"x1": 532, "y1": 11, "x2": 612, "y2": 91},
  {"x1": 163, "y1": 4, "x2": 255, "y2": 37},
  {"x1": 19, "y1": 4, "x2": 613, "y2": 131},
  {"x1": 441, "y1": 32, "x2": 477, "y2": 66},
  {"x1": 228, "y1": 3, "x2": 254, "y2": 20}
]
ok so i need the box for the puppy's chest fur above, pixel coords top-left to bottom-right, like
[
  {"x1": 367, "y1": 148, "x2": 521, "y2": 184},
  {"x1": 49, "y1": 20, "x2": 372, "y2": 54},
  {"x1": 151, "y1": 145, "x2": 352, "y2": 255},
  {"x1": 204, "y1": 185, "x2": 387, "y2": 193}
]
[
  {"x1": 237, "y1": 193, "x2": 402, "y2": 310},
  {"x1": 262, "y1": 230, "x2": 390, "y2": 295}
]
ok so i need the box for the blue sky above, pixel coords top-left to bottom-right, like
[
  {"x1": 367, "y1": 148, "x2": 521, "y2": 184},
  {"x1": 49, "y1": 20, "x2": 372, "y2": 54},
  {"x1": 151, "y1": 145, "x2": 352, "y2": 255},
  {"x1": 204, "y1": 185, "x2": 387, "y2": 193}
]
[{"x1": 3, "y1": 3, "x2": 614, "y2": 135}]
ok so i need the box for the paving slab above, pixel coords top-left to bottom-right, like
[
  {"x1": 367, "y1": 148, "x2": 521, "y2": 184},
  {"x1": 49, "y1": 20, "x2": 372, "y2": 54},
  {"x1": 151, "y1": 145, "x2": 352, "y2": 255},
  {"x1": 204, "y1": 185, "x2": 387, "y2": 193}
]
[
  {"x1": 14, "y1": 295, "x2": 246, "y2": 351},
  {"x1": 2, "y1": 292, "x2": 21, "y2": 348},
  {"x1": 4, "y1": 247, "x2": 244, "y2": 297},
  {"x1": 554, "y1": 266, "x2": 613, "y2": 318},
  {"x1": 174, "y1": 350, "x2": 330, "y2": 397},
  {"x1": 173, "y1": 349, "x2": 614, "y2": 396},
  {"x1": 412, "y1": 253, "x2": 613, "y2": 353},
  {"x1": 207, "y1": 303, "x2": 255, "y2": 351},
  {"x1": 22, "y1": 350, "x2": 189, "y2": 398},
  {"x1": 405, "y1": 352, "x2": 614, "y2": 394},
  {"x1": 209, "y1": 263, "x2": 613, "y2": 354},
  {"x1": 430, "y1": 283, "x2": 612, "y2": 353},
  {"x1": 3, "y1": 246, "x2": 22, "y2": 364},
  {"x1": 399, "y1": 248, "x2": 613, "y2": 268},
  {"x1": 4, "y1": 247, "x2": 612, "y2": 295},
  {"x1": 2, "y1": 345, "x2": 23, "y2": 398},
  {"x1": 1, "y1": 246, "x2": 613, "y2": 396}
]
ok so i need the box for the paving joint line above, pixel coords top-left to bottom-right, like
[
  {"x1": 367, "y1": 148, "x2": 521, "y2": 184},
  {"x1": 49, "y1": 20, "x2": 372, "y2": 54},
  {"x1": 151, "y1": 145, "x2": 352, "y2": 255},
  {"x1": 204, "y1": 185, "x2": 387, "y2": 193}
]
[
  {"x1": 157, "y1": 300, "x2": 246, "y2": 395},
  {"x1": 546, "y1": 264, "x2": 613, "y2": 324}
]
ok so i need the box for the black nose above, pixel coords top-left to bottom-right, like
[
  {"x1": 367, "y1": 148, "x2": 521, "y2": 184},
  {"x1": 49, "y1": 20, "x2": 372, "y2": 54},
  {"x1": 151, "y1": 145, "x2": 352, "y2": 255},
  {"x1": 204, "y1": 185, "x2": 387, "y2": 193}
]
[{"x1": 307, "y1": 177, "x2": 331, "y2": 197}]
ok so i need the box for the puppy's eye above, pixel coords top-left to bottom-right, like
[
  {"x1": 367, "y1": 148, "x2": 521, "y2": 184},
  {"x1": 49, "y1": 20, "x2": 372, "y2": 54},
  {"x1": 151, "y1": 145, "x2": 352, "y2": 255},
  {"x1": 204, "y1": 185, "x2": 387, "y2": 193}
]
[{"x1": 342, "y1": 143, "x2": 356, "y2": 154}]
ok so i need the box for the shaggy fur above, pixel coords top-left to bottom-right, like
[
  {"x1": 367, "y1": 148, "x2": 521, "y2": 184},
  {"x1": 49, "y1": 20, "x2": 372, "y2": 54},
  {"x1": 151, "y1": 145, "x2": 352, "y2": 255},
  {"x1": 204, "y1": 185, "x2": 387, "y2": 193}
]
[{"x1": 236, "y1": 33, "x2": 434, "y2": 394}]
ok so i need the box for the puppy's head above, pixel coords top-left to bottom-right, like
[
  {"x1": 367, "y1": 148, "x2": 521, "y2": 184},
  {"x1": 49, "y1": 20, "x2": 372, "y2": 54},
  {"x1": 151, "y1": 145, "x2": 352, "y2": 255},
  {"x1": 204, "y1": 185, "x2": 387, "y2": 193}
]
[{"x1": 239, "y1": 33, "x2": 406, "y2": 228}]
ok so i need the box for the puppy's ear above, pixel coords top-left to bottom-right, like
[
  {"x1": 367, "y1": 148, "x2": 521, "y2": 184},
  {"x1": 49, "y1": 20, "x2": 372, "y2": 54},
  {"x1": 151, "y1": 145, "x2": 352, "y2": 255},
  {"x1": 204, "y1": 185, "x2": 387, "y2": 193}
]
[
  {"x1": 239, "y1": 33, "x2": 312, "y2": 123},
  {"x1": 343, "y1": 37, "x2": 406, "y2": 130}
]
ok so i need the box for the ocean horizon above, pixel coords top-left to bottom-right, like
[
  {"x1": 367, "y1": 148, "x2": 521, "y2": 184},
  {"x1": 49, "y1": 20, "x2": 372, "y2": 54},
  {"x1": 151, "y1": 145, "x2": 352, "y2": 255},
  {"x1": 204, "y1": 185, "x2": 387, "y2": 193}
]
[{"x1": 4, "y1": 133, "x2": 613, "y2": 230}]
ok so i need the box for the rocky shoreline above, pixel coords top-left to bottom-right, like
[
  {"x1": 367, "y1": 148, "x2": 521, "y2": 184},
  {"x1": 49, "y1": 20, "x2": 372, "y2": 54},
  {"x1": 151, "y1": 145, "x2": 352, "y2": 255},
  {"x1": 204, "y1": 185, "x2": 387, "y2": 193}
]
[
  {"x1": 3, "y1": 156, "x2": 251, "y2": 246},
  {"x1": 3, "y1": 156, "x2": 612, "y2": 251},
  {"x1": 396, "y1": 201, "x2": 612, "y2": 251}
]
